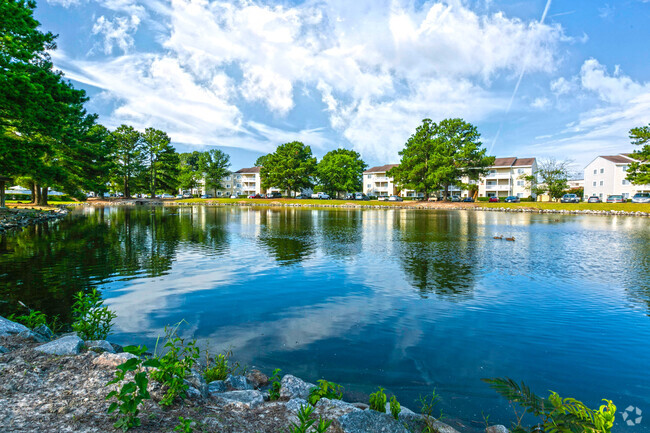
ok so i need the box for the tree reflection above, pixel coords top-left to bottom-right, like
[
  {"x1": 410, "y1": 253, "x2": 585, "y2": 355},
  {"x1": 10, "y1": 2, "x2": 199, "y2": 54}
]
[
  {"x1": 318, "y1": 209, "x2": 363, "y2": 259},
  {"x1": 257, "y1": 208, "x2": 315, "y2": 265}
]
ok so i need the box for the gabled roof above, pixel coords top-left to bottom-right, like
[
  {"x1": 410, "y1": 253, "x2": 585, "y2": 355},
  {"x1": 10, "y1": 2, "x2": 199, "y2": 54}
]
[
  {"x1": 600, "y1": 155, "x2": 635, "y2": 164},
  {"x1": 235, "y1": 167, "x2": 261, "y2": 173},
  {"x1": 492, "y1": 157, "x2": 517, "y2": 167},
  {"x1": 512, "y1": 157, "x2": 536, "y2": 167},
  {"x1": 363, "y1": 164, "x2": 399, "y2": 174}
]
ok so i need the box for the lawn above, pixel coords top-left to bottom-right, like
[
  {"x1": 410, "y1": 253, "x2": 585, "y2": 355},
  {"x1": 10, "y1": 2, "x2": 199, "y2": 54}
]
[
  {"x1": 174, "y1": 197, "x2": 406, "y2": 206},
  {"x1": 476, "y1": 201, "x2": 650, "y2": 213}
]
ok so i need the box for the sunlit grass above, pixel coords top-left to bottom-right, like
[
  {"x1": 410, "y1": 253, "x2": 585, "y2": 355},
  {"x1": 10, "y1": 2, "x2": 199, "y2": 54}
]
[{"x1": 476, "y1": 201, "x2": 650, "y2": 212}]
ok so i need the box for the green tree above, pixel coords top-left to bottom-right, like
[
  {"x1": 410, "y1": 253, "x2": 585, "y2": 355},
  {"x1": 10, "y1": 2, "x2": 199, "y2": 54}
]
[
  {"x1": 110, "y1": 125, "x2": 144, "y2": 198},
  {"x1": 178, "y1": 151, "x2": 202, "y2": 194},
  {"x1": 389, "y1": 118, "x2": 493, "y2": 199},
  {"x1": 258, "y1": 141, "x2": 317, "y2": 195},
  {"x1": 142, "y1": 128, "x2": 179, "y2": 196},
  {"x1": 626, "y1": 124, "x2": 650, "y2": 185},
  {"x1": 535, "y1": 158, "x2": 571, "y2": 201},
  {"x1": 317, "y1": 149, "x2": 367, "y2": 198},
  {"x1": 199, "y1": 149, "x2": 231, "y2": 197}
]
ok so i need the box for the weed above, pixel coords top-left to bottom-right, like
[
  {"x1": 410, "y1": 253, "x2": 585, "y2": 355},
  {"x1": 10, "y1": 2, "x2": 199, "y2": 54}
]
[
  {"x1": 9, "y1": 309, "x2": 48, "y2": 329},
  {"x1": 390, "y1": 395, "x2": 401, "y2": 420},
  {"x1": 269, "y1": 368, "x2": 282, "y2": 401},
  {"x1": 72, "y1": 288, "x2": 117, "y2": 340},
  {"x1": 419, "y1": 389, "x2": 443, "y2": 433},
  {"x1": 204, "y1": 353, "x2": 229, "y2": 382},
  {"x1": 106, "y1": 345, "x2": 160, "y2": 431},
  {"x1": 369, "y1": 387, "x2": 387, "y2": 412},
  {"x1": 174, "y1": 416, "x2": 194, "y2": 433},
  {"x1": 308, "y1": 380, "x2": 343, "y2": 406},
  {"x1": 288, "y1": 404, "x2": 332, "y2": 433}
]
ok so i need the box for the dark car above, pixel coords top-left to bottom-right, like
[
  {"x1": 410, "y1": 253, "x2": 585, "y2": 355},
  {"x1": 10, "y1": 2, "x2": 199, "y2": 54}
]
[
  {"x1": 560, "y1": 194, "x2": 580, "y2": 203},
  {"x1": 587, "y1": 195, "x2": 601, "y2": 203},
  {"x1": 248, "y1": 194, "x2": 263, "y2": 199},
  {"x1": 488, "y1": 197, "x2": 500, "y2": 203},
  {"x1": 505, "y1": 196, "x2": 520, "y2": 203},
  {"x1": 268, "y1": 192, "x2": 282, "y2": 199},
  {"x1": 354, "y1": 192, "x2": 370, "y2": 201},
  {"x1": 462, "y1": 197, "x2": 474, "y2": 202},
  {"x1": 606, "y1": 195, "x2": 626, "y2": 203}
]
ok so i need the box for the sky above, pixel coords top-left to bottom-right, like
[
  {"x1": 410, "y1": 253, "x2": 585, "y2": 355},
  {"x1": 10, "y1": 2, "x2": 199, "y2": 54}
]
[{"x1": 35, "y1": 0, "x2": 650, "y2": 174}]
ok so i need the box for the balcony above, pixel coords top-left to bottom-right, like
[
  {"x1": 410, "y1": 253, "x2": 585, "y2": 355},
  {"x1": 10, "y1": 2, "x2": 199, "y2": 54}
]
[
  {"x1": 486, "y1": 173, "x2": 512, "y2": 180},
  {"x1": 372, "y1": 176, "x2": 391, "y2": 181},
  {"x1": 373, "y1": 186, "x2": 389, "y2": 192},
  {"x1": 485, "y1": 184, "x2": 511, "y2": 191}
]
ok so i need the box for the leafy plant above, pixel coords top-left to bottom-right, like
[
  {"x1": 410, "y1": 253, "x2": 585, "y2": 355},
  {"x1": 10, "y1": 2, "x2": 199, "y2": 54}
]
[
  {"x1": 106, "y1": 345, "x2": 160, "y2": 431},
  {"x1": 390, "y1": 395, "x2": 401, "y2": 420},
  {"x1": 72, "y1": 288, "x2": 117, "y2": 340},
  {"x1": 151, "y1": 322, "x2": 200, "y2": 406},
  {"x1": 204, "y1": 353, "x2": 229, "y2": 382},
  {"x1": 269, "y1": 368, "x2": 282, "y2": 401},
  {"x1": 419, "y1": 389, "x2": 443, "y2": 433},
  {"x1": 9, "y1": 309, "x2": 48, "y2": 329},
  {"x1": 308, "y1": 379, "x2": 343, "y2": 406},
  {"x1": 289, "y1": 404, "x2": 332, "y2": 433},
  {"x1": 369, "y1": 387, "x2": 387, "y2": 412},
  {"x1": 174, "y1": 416, "x2": 194, "y2": 433},
  {"x1": 483, "y1": 377, "x2": 616, "y2": 433}
]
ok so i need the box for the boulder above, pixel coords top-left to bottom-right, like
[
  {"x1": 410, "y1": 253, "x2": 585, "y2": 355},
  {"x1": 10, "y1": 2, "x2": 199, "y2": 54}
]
[
  {"x1": 315, "y1": 398, "x2": 361, "y2": 419},
  {"x1": 208, "y1": 380, "x2": 227, "y2": 395},
  {"x1": 246, "y1": 369, "x2": 269, "y2": 388},
  {"x1": 92, "y1": 352, "x2": 137, "y2": 368},
  {"x1": 33, "y1": 324, "x2": 54, "y2": 340},
  {"x1": 487, "y1": 425, "x2": 510, "y2": 433},
  {"x1": 285, "y1": 398, "x2": 309, "y2": 413},
  {"x1": 186, "y1": 369, "x2": 208, "y2": 397},
  {"x1": 225, "y1": 374, "x2": 253, "y2": 390},
  {"x1": 110, "y1": 342, "x2": 124, "y2": 353},
  {"x1": 280, "y1": 374, "x2": 316, "y2": 400},
  {"x1": 210, "y1": 390, "x2": 265, "y2": 409},
  {"x1": 338, "y1": 410, "x2": 410, "y2": 433},
  {"x1": 384, "y1": 402, "x2": 415, "y2": 415},
  {"x1": 17, "y1": 329, "x2": 49, "y2": 343},
  {"x1": 398, "y1": 412, "x2": 461, "y2": 433},
  {"x1": 0, "y1": 316, "x2": 29, "y2": 337},
  {"x1": 0, "y1": 346, "x2": 8, "y2": 354},
  {"x1": 352, "y1": 402, "x2": 369, "y2": 410},
  {"x1": 34, "y1": 335, "x2": 83, "y2": 356},
  {"x1": 85, "y1": 340, "x2": 116, "y2": 353}
]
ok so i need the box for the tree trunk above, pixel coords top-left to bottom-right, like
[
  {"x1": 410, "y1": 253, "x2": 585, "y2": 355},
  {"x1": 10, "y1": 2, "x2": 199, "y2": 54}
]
[
  {"x1": 30, "y1": 182, "x2": 37, "y2": 204},
  {"x1": 34, "y1": 184, "x2": 41, "y2": 205},
  {"x1": 443, "y1": 184, "x2": 449, "y2": 200},
  {"x1": 37, "y1": 186, "x2": 48, "y2": 206},
  {"x1": 124, "y1": 175, "x2": 129, "y2": 199}
]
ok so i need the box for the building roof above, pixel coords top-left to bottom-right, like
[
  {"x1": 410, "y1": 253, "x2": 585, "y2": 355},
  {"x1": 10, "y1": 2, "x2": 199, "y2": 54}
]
[
  {"x1": 600, "y1": 155, "x2": 635, "y2": 164},
  {"x1": 492, "y1": 157, "x2": 517, "y2": 167},
  {"x1": 235, "y1": 167, "x2": 261, "y2": 173},
  {"x1": 512, "y1": 157, "x2": 536, "y2": 167},
  {"x1": 363, "y1": 164, "x2": 399, "y2": 174}
]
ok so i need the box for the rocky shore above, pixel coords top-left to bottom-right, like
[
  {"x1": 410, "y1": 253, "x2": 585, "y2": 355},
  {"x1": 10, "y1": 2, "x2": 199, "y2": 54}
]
[
  {"x1": 0, "y1": 207, "x2": 69, "y2": 234},
  {"x1": 0, "y1": 315, "x2": 502, "y2": 433}
]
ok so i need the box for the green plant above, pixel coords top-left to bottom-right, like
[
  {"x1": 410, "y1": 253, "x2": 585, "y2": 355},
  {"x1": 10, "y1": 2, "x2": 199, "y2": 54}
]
[
  {"x1": 308, "y1": 379, "x2": 343, "y2": 406},
  {"x1": 72, "y1": 288, "x2": 117, "y2": 340},
  {"x1": 289, "y1": 404, "x2": 331, "y2": 433},
  {"x1": 369, "y1": 387, "x2": 387, "y2": 412},
  {"x1": 483, "y1": 377, "x2": 616, "y2": 433},
  {"x1": 389, "y1": 395, "x2": 401, "y2": 420},
  {"x1": 204, "y1": 353, "x2": 229, "y2": 382},
  {"x1": 106, "y1": 345, "x2": 160, "y2": 431},
  {"x1": 174, "y1": 416, "x2": 194, "y2": 433},
  {"x1": 269, "y1": 368, "x2": 282, "y2": 401},
  {"x1": 9, "y1": 309, "x2": 48, "y2": 329},
  {"x1": 419, "y1": 389, "x2": 444, "y2": 433},
  {"x1": 151, "y1": 322, "x2": 200, "y2": 406}
]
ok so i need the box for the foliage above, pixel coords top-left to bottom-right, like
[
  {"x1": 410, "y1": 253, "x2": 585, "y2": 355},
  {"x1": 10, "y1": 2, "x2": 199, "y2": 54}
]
[
  {"x1": 269, "y1": 368, "x2": 282, "y2": 401},
  {"x1": 389, "y1": 395, "x2": 401, "y2": 420},
  {"x1": 142, "y1": 128, "x2": 179, "y2": 196},
  {"x1": 106, "y1": 345, "x2": 160, "y2": 432},
  {"x1": 109, "y1": 125, "x2": 144, "y2": 198},
  {"x1": 71, "y1": 288, "x2": 117, "y2": 340},
  {"x1": 369, "y1": 387, "x2": 387, "y2": 412},
  {"x1": 200, "y1": 149, "x2": 231, "y2": 197},
  {"x1": 534, "y1": 159, "x2": 571, "y2": 200},
  {"x1": 174, "y1": 416, "x2": 194, "y2": 433},
  {"x1": 317, "y1": 149, "x2": 367, "y2": 197},
  {"x1": 308, "y1": 379, "x2": 343, "y2": 406},
  {"x1": 626, "y1": 124, "x2": 650, "y2": 185},
  {"x1": 178, "y1": 151, "x2": 203, "y2": 192},
  {"x1": 389, "y1": 118, "x2": 493, "y2": 199},
  {"x1": 288, "y1": 404, "x2": 332, "y2": 433},
  {"x1": 151, "y1": 323, "x2": 201, "y2": 406},
  {"x1": 258, "y1": 141, "x2": 317, "y2": 194},
  {"x1": 419, "y1": 389, "x2": 443, "y2": 433},
  {"x1": 8, "y1": 308, "x2": 47, "y2": 329},
  {"x1": 483, "y1": 377, "x2": 616, "y2": 433}
]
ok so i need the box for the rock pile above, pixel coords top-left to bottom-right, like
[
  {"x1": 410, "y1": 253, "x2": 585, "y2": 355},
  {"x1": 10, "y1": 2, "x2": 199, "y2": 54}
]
[{"x1": 0, "y1": 207, "x2": 68, "y2": 233}]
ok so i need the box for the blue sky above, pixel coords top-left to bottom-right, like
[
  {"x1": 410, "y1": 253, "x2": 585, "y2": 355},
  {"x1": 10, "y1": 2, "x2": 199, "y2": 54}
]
[{"x1": 36, "y1": 0, "x2": 650, "y2": 173}]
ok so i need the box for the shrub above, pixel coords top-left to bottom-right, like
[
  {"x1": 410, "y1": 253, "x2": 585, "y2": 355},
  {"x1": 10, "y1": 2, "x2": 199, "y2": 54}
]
[
  {"x1": 72, "y1": 289, "x2": 117, "y2": 340},
  {"x1": 308, "y1": 379, "x2": 343, "y2": 406},
  {"x1": 389, "y1": 395, "x2": 401, "y2": 420},
  {"x1": 289, "y1": 404, "x2": 332, "y2": 433},
  {"x1": 419, "y1": 389, "x2": 443, "y2": 433},
  {"x1": 174, "y1": 416, "x2": 194, "y2": 433},
  {"x1": 268, "y1": 368, "x2": 282, "y2": 401},
  {"x1": 204, "y1": 353, "x2": 229, "y2": 383},
  {"x1": 369, "y1": 387, "x2": 387, "y2": 412},
  {"x1": 9, "y1": 309, "x2": 48, "y2": 329},
  {"x1": 477, "y1": 197, "x2": 490, "y2": 202}
]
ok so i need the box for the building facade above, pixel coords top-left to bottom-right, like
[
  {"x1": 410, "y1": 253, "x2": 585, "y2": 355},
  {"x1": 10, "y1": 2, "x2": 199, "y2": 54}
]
[
  {"x1": 477, "y1": 157, "x2": 537, "y2": 199},
  {"x1": 363, "y1": 164, "x2": 400, "y2": 197},
  {"x1": 583, "y1": 154, "x2": 650, "y2": 199}
]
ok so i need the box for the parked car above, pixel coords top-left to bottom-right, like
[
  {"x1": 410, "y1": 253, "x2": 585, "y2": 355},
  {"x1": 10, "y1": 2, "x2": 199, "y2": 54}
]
[
  {"x1": 310, "y1": 192, "x2": 330, "y2": 199},
  {"x1": 631, "y1": 192, "x2": 650, "y2": 203},
  {"x1": 229, "y1": 194, "x2": 238, "y2": 199},
  {"x1": 488, "y1": 197, "x2": 500, "y2": 203},
  {"x1": 161, "y1": 193, "x2": 174, "y2": 199},
  {"x1": 267, "y1": 192, "x2": 282, "y2": 199},
  {"x1": 560, "y1": 193, "x2": 580, "y2": 203},
  {"x1": 354, "y1": 192, "x2": 370, "y2": 201},
  {"x1": 200, "y1": 194, "x2": 213, "y2": 199},
  {"x1": 450, "y1": 195, "x2": 461, "y2": 202},
  {"x1": 248, "y1": 194, "x2": 262, "y2": 199},
  {"x1": 587, "y1": 195, "x2": 601, "y2": 203},
  {"x1": 377, "y1": 196, "x2": 388, "y2": 201},
  {"x1": 504, "y1": 196, "x2": 520, "y2": 203},
  {"x1": 462, "y1": 197, "x2": 474, "y2": 202},
  {"x1": 294, "y1": 194, "x2": 309, "y2": 199},
  {"x1": 606, "y1": 195, "x2": 626, "y2": 203},
  {"x1": 176, "y1": 194, "x2": 183, "y2": 199},
  {"x1": 388, "y1": 195, "x2": 403, "y2": 202},
  {"x1": 182, "y1": 193, "x2": 192, "y2": 199},
  {"x1": 428, "y1": 196, "x2": 440, "y2": 202}
]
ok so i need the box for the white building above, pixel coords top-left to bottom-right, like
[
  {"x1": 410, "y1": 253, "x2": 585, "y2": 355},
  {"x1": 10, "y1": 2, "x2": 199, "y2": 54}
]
[
  {"x1": 363, "y1": 164, "x2": 400, "y2": 197},
  {"x1": 478, "y1": 157, "x2": 537, "y2": 199},
  {"x1": 583, "y1": 154, "x2": 650, "y2": 199},
  {"x1": 233, "y1": 167, "x2": 261, "y2": 196}
]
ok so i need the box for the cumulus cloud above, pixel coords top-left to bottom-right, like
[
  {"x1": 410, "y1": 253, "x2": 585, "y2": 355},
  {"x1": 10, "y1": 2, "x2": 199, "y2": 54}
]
[{"x1": 92, "y1": 14, "x2": 141, "y2": 54}]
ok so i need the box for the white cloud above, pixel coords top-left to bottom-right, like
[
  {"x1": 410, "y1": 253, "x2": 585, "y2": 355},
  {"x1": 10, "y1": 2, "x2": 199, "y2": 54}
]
[
  {"x1": 580, "y1": 59, "x2": 650, "y2": 105},
  {"x1": 531, "y1": 97, "x2": 550, "y2": 109},
  {"x1": 46, "y1": 0, "x2": 84, "y2": 7},
  {"x1": 92, "y1": 14, "x2": 141, "y2": 54},
  {"x1": 550, "y1": 76, "x2": 578, "y2": 96}
]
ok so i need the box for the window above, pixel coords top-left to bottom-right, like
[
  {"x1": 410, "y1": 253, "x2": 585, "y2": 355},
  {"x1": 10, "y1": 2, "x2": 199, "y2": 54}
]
[
  {"x1": 599, "y1": 181, "x2": 603, "y2": 186},
  {"x1": 592, "y1": 181, "x2": 596, "y2": 187},
  {"x1": 623, "y1": 193, "x2": 629, "y2": 199},
  {"x1": 489, "y1": 169, "x2": 496, "y2": 174},
  {"x1": 517, "y1": 193, "x2": 524, "y2": 198},
  {"x1": 517, "y1": 180, "x2": 524, "y2": 186},
  {"x1": 622, "y1": 165, "x2": 628, "y2": 171},
  {"x1": 217, "y1": 192, "x2": 222, "y2": 196},
  {"x1": 226, "y1": 184, "x2": 230, "y2": 188},
  {"x1": 518, "y1": 168, "x2": 524, "y2": 174},
  {"x1": 600, "y1": 168, "x2": 604, "y2": 174},
  {"x1": 367, "y1": 184, "x2": 371, "y2": 188},
  {"x1": 593, "y1": 169, "x2": 597, "y2": 175},
  {"x1": 622, "y1": 179, "x2": 629, "y2": 185},
  {"x1": 367, "y1": 174, "x2": 371, "y2": 178},
  {"x1": 236, "y1": 183, "x2": 241, "y2": 188},
  {"x1": 225, "y1": 176, "x2": 230, "y2": 180}
]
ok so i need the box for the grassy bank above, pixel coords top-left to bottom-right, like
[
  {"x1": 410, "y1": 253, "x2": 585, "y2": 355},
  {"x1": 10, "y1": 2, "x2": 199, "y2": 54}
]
[{"x1": 475, "y1": 201, "x2": 650, "y2": 213}]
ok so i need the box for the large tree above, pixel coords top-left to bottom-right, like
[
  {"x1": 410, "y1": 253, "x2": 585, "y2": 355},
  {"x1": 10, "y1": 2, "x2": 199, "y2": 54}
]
[
  {"x1": 317, "y1": 149, "x2": 367, "y2": 198},
  {"x1": 389, "y1": 118, "x2": 493, "y2": 199},
  {"x1": 110, "y1": 125, "x2": 144, "y2": 198},
  {"x1": 257, "y1": 141, "x2": 317, "y2": 195},
  {"x1": 199, "y1": 149, "x2": 231, "y2": 197},
  {"x1": 178, "y1": 151, "x2": 202, "y2": 193},
  {"x1": 534, "y1": 158, "x2": 571, "y2": 201},
  {"x1": 142, "y1": 128, "x2": 179, "y2": 196},
  {"x1": 626, "y1": 124, "x2": 650, "y2": 185}
]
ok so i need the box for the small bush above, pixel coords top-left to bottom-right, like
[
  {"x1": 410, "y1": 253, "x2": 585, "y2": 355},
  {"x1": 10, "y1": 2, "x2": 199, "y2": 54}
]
[
  {"x1": 72, "y1": 289, "x2": 117, "y2": 340},
  {"x1": 308, "y1": 379, "x2": 343, "y2": 406},
  {"x1": 9, "y1": 309, "x2": 47, "y2": 329},
  {"x1": 204, "y1": 353, "x2": 229, "y2": 383},
  {"x1": 174, "y1": 416, "x2": 194, "y2": 433},
  {"x1": 369, "y1": 387, "x2": 387, "y2": 412},
  {"x1": 419, "y1": 389, "x2": 443, "y2": 433},
  {"x1": 289, "y1": 404, "x2": 332, "y2": 433},
  {"x1": 268, "y1": 368, "x2": 282, "y2": 401},
  {"x1": 389, "y1": 395, "x2": 401, "y2": 420},
  {"x1": 477, "y1": 197, "x2": 490, "y2": 202}
]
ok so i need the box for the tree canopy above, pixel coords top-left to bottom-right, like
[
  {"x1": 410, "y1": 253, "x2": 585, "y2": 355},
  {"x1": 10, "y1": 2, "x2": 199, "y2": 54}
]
[
  {"x1": 626, "y1": 124, "x2": 650, "y2": 185},
  {"x1": 534, "y1": 158, "x2": 571, "y2": 200},
  {"x1": 200, "y1": 149, "x2": 231, "y2": 196},
  {"x1": 142, "y1": 128, "x2": 179, "y2": 195},
  {"x1": 109, "y1": 125, "x2": 144, "y2": 198},
  {"x1": 258, "y1": 141, "x2": 317, "y2": 194},
  {"x1": 317, "y1": 149, "x2": 367, "y2": 197}
]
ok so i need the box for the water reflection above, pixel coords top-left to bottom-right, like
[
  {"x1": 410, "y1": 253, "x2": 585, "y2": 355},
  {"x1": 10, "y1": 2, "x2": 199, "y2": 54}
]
[{"x1": 257, "y1": 208, "x2": 316, "y2": 265}]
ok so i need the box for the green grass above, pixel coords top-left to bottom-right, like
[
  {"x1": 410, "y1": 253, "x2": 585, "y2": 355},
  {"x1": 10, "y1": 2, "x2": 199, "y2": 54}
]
[
  {"x1": 174, "y1": 198, "x2": 405, "y2": 206},
  {"x1": 476, "y1": 201, "x2": 650, "y2": 212}
]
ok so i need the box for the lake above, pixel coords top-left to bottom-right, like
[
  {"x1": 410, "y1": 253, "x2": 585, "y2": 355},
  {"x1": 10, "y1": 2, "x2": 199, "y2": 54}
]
[{"x1": 1, "y1": 205, "x2": 649, "y2": 430}]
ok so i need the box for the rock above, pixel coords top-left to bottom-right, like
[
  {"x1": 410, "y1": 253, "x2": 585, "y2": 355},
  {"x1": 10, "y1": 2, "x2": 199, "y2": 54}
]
[
  {"x1": 338, "y1": 410, "x2": 410, "y2": 433},
  {"x1": 84, "y1": 340, "x2": 116, "y2": 353},
  {"x1": 384, "y1": 402, "x2": 415, "y2": 415},
  {"x1": 246, "y1": 369, "x2": 269, "y2": 388},
  {"x1": 186, "y1": 369, "x2": 208, "y2": 397},
  {"x1": 280, "y1": 374, "x2": 316, "y2": 400},
  {"x1": 487, "y1": 425, "x2": 510, "y2": 433},
  {"x1": 17, "y1": 329, "x2": 49, "y2": 343},
  {"x1": 398, "y1": 412, "x2": 461, "y2": 433},
  {"x1": 34, "y1": 335, "x2": 83, "y2": 355},
  {"x1": 208, "y1": 380, "x2": 227, "y2": 395},
  {"x1": 33, "y1": 324, "x2": 54, "y2": 340},
  {"x1": 92, "y1": 352, "x2": 137, "y2": 368},
  {"x1": 315, "y1": 397, "x2": 361, "y2": 419},
  {"x1": 210, "y1": 390, "x2": 265, "y2": 409},
  {"x1": 0, "y1": 316, "x2": 29, "y2": 337},
  {"x1": 224, "y1": 374, "x2": 253, "y2": 390},
  {"x1": 110, "y1": 342, "x2": 124, "y2": 353},
  {"x1": 0, "y1": 346, "x2": 8, "y2": 354},
  {"x1": 285, "y1": 398, "x2": 309, "y2": 413},
  {"x1": 352, "y1": 402, "x2": 369, "y2": 410},
  {"x1": 185, "y1": 385, "x2": 203, "y2": 400}
]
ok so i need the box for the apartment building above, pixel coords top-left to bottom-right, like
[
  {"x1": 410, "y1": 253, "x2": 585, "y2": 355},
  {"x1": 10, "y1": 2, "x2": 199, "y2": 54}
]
[
  {"x1": 477, "y1": 157, "x2": 537, "y2": 199},
  {"x1": 583, "y1": 154, "x2": 650, "y2": 199},
  {"x1": 363, "y1": 164, "x2": 400, "y2": 197},
  {"x1": 233, "y1": 167, "x2": 262, "y2": 196}
]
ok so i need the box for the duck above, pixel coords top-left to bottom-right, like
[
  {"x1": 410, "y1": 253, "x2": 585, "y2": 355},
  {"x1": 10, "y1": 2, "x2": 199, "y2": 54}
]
[
  {"x1": 493, "y1": 235, "x2": 503, "y2": 240},
  {"x1": 505, "y1": 236, "x2": 515, "y2": 241}
]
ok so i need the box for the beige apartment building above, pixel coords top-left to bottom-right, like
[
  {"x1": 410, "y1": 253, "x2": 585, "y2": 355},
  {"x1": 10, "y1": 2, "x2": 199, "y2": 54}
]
[
  {"x1": 478, "y1": 157, "x2": 537, "y2": 199},
  {"x1": 583, "y1": 154, "x2": 650, "y2": 199},
  {"x1": 363, "y1": 164, "x2": 400, "y2": 197}
]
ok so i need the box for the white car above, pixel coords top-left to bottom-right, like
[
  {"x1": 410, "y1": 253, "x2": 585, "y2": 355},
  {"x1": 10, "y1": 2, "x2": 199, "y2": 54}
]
[
  {"x1": 161, "y1": 193, "x2": 174, "y2": 199},
  {"x1": 230, "y1": 194, "x2": 238, "y2": 199},
  {"x1": 388, "y1": 195, "x2": 403, "y2": 202},
  {"x1": 631, "y1": 192, "x2": 650, "y2": 203},
  {"x1": 311, "y1": 192, "x2": 330, "y2": 199}
]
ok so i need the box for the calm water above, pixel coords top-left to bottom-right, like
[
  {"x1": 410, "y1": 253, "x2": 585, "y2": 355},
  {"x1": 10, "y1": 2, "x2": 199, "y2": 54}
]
[{"x1": 1, "y1": 206, "x2": 649, "y2": 430}]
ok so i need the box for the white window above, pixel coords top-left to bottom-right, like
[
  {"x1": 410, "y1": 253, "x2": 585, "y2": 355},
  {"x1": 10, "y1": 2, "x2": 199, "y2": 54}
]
[
  {"x1": 225, "y1": 176, "x2": 230, "y2": 180},
  {"x1": 599, "y1": 181, "x2": 603, "y2": 186},
  {"x1": 237, "y1": 175, "x2": 242, "y2": 179},
  {"x1": 226, "y1": 184, "x2": 230, "y2": 188},
  {"x1": 217, "y1": 192, "x2": 222, "y2": 196},
  {"x1": 367, "y1": 184, "x2": 371, "y2": 188},
  {"x1": 489, "y1": 169, "x2": 496, "y2": 174},
  {"x1": 592, "y1": 181, "x2": 596, "y2": 187},
  {"x1": 518, "y1": 168, "x2": 524, "y2": 174},
  {"x1": 517, "y1": 193, "x2": 524, "y2": 198},
  {"x1": 622, "y1": 179, "x2": 629, "y2": 185},
  {"x1": 516, "y1": 180, "x2": 524, "y2": 186},
  {"x1": 236, "y1": 183, "x2": 241, "y2": 188},
  {"x1": 367, "y1": 174, "x2": 371, "y2": 178},
  {"x1": 593, "y1": 169, "x2": 597, "y2": 175},
  {"x1": 600, "y1": 168, "x2": 604, "y2": 174},
  {"x1": 622, "y1": 165, "x2": 627, "y2": 171}
]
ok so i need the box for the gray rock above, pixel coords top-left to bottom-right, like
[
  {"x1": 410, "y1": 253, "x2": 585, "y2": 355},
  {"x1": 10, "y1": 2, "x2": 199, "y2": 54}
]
[
  {"x1": 186, "y1": 369, "x2": 208, "y2": 397},
  {"x1": 384, "y1": 402, "x2": 415, "y2": 415},
  {"x1": 185, "y1": 385, "x2": 203, "y2": 400},
  {"x1": 352, "y1": 402, "x2": 369, "y2": 410},
  {"x1": 17, "y1": 329, "x2": 49, "y2": 343},
  {"x1": 338, "y1": 410, "x2": 410, "y2": 433},
  {"x1": 208, "y1": 380, "x2": 227, "y2": 395},
  {"x1": 33, "y1": 324, "x2": 54, "y2": 340},
  {"x1": 92, "y1": 352, "x2": 137, "y2": 368},
  {"x1": 35, "y1": 335, "x2": 84, "y2": 355},
  {"x1": 110, "y1": 342, "x2": 124, "y2": 353},
  {"x1": 280, "y1": 374, "x2": 316, "y2": 400},
  {"x1": 246, "y1": 369, "x2": 269, "y2": 388},
  {"x1": 210, "y1": 390, "x2": 264, "y2": 409},
  {"x1": 316, "y1": 397, "x2": 361, "y2": 419},
  {"x1": 487, "y1": 425, "x2": 510, "y2": 433},
  {"x1": 398, "y1": 412, "x2": 461, "y2": 433},
  {"x1": 225, "y1": 374, "x2": 253, "y2": 390},
  {"x1": 0, "y1": 346, "x2": 8, "y2": 354},
  {"x1": 0, "y1": 316, "x2": 29, "y2": 337},
  {"x1": 84, "y1": 340, "x2": 116, "y2": 353},
  {"x1": 285, "y1": 398, "x2": 309, "y2": 413}
]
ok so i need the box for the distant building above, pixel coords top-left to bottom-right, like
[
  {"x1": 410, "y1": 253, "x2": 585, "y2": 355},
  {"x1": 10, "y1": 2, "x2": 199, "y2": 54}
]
[
  {"x1": 363, "y1": 164, "x2": 400, "y2": 197},
  {"x1": 567, "y1": 178, "x2": 584, "y2": 189},
  {"x1": 583, "y1": 154, "x2": 650, "y2": 199},
  {"x1": 478, "y1": 157, "x2": 538, "y2": 199}
]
